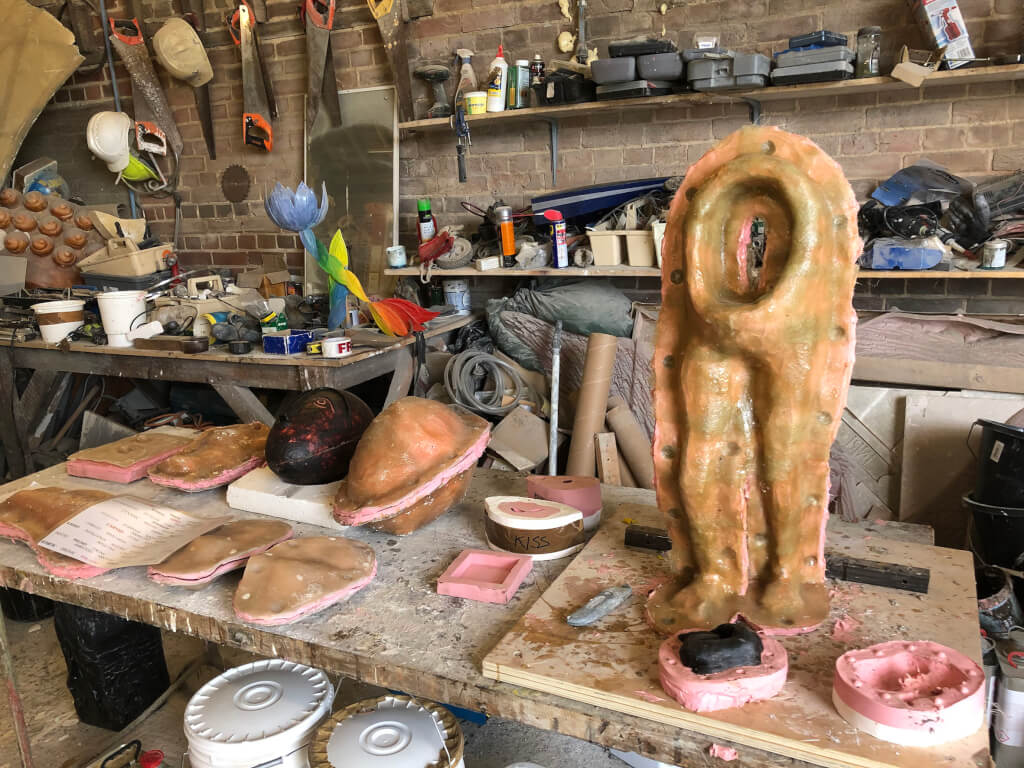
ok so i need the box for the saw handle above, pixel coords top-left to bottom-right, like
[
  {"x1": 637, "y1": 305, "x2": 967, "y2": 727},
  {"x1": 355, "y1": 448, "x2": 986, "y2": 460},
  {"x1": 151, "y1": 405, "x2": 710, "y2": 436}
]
[
  {"x1": 109, "y1": 17, "x2": 144, "y2": 45},
  {"x1": 228, "y1": 1, "x2": 254, "y2": 45},
  {"x1": 244, "y1": 113, "x2": 273, "y2": 152},
  {"x1": 303, "y1": 0, "x2": 335, "y2": 29}
]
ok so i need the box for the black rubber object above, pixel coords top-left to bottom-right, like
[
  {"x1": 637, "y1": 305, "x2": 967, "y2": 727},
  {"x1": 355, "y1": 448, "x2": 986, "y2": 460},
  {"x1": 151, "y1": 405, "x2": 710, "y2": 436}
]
[
  {"x1": 678, "y1": 621, "x2": 764, "y2": 675},
  {"x1": 0, "y1": 588, "x2": 54, "y2": 621},
  {"x1": 228, "y1": 340, "x2": 252, "y2": 354},
  {"x1": 53, "y1": 603, "x2": 170, "y2": 731}
]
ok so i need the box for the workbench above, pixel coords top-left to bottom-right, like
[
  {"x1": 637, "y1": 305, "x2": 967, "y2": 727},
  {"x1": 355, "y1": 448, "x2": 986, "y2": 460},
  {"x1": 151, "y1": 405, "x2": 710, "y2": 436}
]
[
  {"x1": 0, "y1": 462, "x2": 947, "y2": 768},
  {"x1": 0, "y1": 313, "x2": 473, "y2": 479}
]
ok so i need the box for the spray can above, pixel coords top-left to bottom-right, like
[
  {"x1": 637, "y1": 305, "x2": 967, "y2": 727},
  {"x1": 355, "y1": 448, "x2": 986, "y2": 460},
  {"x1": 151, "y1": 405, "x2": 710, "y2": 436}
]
[
  {"x1": 544, "y1": 209, "x2": 568, "y2": 268},
  {"x1": 496, "y1": 205, "x2": 516, "y2": 267},
  {"x1": 486, "y1": 45, "x2": 508, "y2": 112},
  {"x1": 529, "y1": 54, "x2": 545, "y2": 108},
  {"x1": 417, "y1": 199, "x2": 436, "y2": 243}
]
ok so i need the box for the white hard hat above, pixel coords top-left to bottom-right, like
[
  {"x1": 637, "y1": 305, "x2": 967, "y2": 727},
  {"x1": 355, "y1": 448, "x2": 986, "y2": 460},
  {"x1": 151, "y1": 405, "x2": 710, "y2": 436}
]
[
  {"x1": 86, "y1": 111, "x2": 133, "y2": 173},
  {"x1": 153, "y1": 18, "x2": 213, "y2": 87}
]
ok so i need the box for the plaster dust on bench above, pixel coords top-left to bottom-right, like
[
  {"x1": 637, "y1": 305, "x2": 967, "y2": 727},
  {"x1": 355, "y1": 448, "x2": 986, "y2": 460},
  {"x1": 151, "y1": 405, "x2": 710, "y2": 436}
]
[{"x1": 483, "y1": 500, "x2": 987, "y2": 768}]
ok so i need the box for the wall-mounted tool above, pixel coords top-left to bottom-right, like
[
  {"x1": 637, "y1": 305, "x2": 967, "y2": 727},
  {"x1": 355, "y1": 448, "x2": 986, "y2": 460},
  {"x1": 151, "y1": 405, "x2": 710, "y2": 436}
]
[
  {"x1": 230, "y1": 2, "x2": 273, "y2": 151},
  {"x1": 108, "y1": 17, "x2": 183, "y2": 158},
  {"x1": 303, "y1": 0, "x2": 341, "y2": 131},
  {"x1": 153, "y1": 17, "x2": 216, "y2": 159},
  {"x1": 366, "y1": 0, "x2": 414, "y2": 122},
  {"x1": 414, "y1": 64, "x2": 452, "y2": 119},
  {"x1": 452, "y1": 104, "x2": 470, "y2": 183},
  {"x1": 574, "y1": 0, "x2": 587, "y2": 65}
]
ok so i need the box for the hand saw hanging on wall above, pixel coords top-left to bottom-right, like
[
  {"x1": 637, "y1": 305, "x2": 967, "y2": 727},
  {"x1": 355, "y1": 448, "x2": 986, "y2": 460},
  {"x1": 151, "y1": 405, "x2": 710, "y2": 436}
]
[
  {"x1": 303, "y1": 0, "x2": 341, "y2": 132},
  {"x1": 229, "y1": 2, "x2": 273, "y2": 151},
  {"x1": 109, "y1": 17, "x2": 184, "y2": 158}
]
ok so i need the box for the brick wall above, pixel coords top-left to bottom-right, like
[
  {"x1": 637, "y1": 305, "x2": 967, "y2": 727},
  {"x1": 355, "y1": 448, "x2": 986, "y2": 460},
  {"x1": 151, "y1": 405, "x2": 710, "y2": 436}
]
[{"x1": 15, "y1": 0, "x2": 1024, "y2": 311}]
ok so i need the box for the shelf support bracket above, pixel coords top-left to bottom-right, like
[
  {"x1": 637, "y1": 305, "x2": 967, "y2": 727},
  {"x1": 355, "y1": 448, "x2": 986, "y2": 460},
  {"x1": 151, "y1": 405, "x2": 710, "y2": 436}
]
[
  {"x1": 542, "y1": 117, "x2": 559, "y2": 186},
  {"x1": 742, "y1": 97, "x2": 762, "y2": 125}
]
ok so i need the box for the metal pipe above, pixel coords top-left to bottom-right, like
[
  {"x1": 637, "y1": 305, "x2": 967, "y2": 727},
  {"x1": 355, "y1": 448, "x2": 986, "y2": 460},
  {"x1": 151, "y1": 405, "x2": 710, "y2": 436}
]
[{"x1": 548, "y1": 320, "x2": 562, "y2": 475}]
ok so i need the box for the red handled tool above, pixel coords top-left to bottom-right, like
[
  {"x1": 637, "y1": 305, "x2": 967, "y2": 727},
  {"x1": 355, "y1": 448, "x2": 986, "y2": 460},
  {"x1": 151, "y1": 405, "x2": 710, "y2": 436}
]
[
  {"x1": 230, "y1": 2, "x2": 274, "y2": 151},
  {"x1": 302, "y1": 0, "x2": 341, "y2": 131}
]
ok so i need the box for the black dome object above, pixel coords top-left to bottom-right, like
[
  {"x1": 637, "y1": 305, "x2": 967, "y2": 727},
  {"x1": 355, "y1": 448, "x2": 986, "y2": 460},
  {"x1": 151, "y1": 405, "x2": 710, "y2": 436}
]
[{"x1": 266, "y1": 388, "x2": 374, "y2": 485}]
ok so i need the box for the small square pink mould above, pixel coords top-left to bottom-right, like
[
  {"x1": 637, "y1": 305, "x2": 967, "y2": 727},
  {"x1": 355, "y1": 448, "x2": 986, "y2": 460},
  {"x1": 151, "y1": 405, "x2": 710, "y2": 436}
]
[{"x1": 437, "y1": 548, "x2": 533, "y2": 604}]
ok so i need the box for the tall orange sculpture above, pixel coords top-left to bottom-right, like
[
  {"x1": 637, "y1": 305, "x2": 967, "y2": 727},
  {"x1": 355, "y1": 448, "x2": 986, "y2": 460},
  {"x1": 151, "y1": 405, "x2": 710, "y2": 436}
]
[{"x1": 648, "y1": 126, "x2": 861, "y2": 635}]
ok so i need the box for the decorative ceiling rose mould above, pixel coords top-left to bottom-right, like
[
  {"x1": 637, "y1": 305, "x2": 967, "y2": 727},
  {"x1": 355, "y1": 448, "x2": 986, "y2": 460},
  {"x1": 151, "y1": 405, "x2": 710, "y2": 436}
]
[{"x1": 648, "y1": 125, "x2": 861, "y2": 636}]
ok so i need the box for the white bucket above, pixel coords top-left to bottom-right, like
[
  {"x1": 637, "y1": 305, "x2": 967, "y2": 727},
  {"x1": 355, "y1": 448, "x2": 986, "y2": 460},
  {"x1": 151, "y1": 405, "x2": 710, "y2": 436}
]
[
  {"x1": 31, "y1": 299, "x2": 85, "y2": 344},
  {"x1": 96, "y1": 290, "x2": 147, "y2": 347},
  {"x1": 184, "y1": 659, "x2": 334, "y2": 768}
]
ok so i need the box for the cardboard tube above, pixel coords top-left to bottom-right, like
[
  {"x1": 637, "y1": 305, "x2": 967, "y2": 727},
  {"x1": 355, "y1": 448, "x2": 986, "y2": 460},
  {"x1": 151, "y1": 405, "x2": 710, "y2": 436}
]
[
  {"x1": 607, "y1": 403, "x2": 655, "y2": 489},
  {"x1": 566, "y1": 333, "x2": 618, "y2": 477}
]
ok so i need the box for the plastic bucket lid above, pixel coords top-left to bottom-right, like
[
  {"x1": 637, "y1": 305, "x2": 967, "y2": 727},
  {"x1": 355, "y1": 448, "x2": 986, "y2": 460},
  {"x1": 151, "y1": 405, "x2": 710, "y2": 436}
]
[
  {"x1": 310, "y1": 694, "x2": 464, "y2": 768},
  {"x1": 184, "y1": 659, "x2": 333, "y2": 767}
]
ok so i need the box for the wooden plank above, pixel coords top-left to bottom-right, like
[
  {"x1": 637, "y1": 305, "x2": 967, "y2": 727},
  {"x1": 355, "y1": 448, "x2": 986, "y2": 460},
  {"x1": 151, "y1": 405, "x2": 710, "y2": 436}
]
[
  {"x1": 211, "y1": 383, "x2": 275, "y2": 426},
  {"x1": 399, "y1": 63, "x2": 1024, "y2": 130},
  {"x1": 899, "y1": 392, "x2": 1024, "y2": 547},
  {"x1": 853, "y1": 356, "x2": 1024, "y2": 395},
  {"x1": 595, "y1": 432, "x2": 621, "y2": 485},
  {"x1": 385, "y1": 266, "x2": 1024, "y2": 279},
  {"x1": 483, "y1": 502, "x2": 985, "y2": 768},
  {"x1": 0, "y1": 351, "x2": 24, "y2": 479},
  {"x1": 0, "y1": 465, "x2": 795, "y2": 768}
]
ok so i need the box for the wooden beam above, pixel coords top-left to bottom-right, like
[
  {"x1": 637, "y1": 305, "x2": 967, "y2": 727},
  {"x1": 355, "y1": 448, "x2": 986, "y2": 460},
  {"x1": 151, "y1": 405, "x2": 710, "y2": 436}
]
[
  {"x1": 0, "y1": 352, "x2": 23, "y2": 479},
  {"x1": 211, "y1": 384, "x2": 275, "y2": 426},
  {"x1": 594, "y1": 432, "x2": 621, "y2": 485},
  {"x1": 384, "y1": 348, "x2": 415, "y2": 404},
  {"x1": 853, "y1": 356, "x2": 1024, "y2": 395}
]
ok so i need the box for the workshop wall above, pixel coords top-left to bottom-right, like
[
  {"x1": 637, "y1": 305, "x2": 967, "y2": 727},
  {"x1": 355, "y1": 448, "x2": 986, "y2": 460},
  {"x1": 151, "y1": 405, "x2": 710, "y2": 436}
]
[{"x1": 17, "y1": 0, "x2": 1024, "y2": 311}]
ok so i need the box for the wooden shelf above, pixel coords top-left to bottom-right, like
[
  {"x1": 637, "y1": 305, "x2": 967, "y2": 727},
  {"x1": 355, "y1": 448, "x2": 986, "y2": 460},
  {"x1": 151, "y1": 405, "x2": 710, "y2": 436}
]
[
  {"x1": 386, "y1": 266, "x2": 1024, "y2": 279},
  {"x1": 385, "y1": 266, "x2": 660, "y2": 277},
  {"x1": 398, "y1": 63, "x2": 1024, "y2": 131}
]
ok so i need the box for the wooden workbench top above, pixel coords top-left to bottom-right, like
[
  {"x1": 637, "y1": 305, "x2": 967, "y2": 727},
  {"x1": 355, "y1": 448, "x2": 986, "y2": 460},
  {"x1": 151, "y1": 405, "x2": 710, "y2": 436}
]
[
  {"x1": 11, "y1": 313, "x2": 474, "y2": 368},
  {"x1": 0, "y1": 463, "x2": 938, "y2": 767}
]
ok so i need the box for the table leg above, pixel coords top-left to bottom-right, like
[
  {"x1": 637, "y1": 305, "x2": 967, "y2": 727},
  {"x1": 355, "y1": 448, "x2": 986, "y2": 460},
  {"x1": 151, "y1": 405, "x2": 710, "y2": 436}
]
[
  {"x1": 0, "y1": 350, "x2": 25, "y2": 479},
  {"x1": 384, "y1": 348, "x2": 416, "y2": 405},
  {"x1": 211, "y1": 383, "x2": 275, "y2": 426},
  {"x1": 0, "y1": 600, "x2": 34, "y2": 768}
]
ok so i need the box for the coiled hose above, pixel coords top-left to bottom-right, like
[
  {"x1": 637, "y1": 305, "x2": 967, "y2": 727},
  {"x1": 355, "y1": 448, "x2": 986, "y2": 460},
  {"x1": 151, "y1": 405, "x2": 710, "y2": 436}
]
[{"x1": 444, "y1": 350, "x2": 531, "y2": 417}]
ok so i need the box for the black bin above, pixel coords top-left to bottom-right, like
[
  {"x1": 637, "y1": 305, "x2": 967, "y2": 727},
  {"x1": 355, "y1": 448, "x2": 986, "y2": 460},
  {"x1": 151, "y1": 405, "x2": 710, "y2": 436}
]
[{"x1": 973, "y1": 418, "x2": 1024, "y2": 507}]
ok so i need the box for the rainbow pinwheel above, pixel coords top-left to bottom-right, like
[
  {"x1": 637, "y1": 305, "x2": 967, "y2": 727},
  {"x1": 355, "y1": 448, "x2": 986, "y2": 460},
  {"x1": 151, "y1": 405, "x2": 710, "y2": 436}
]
[{"x1": 265, "y1": 182, "x2": 438, "y2": 335}]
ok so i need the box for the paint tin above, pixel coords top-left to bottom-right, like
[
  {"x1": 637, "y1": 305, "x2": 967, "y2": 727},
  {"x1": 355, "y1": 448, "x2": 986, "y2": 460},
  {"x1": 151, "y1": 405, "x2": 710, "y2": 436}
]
[
  {"x1": 982, "y1": 238, "x2": 1009, "y2": 269},
  {"x1": 484, "y1": 495, "x2": 585, "y2": 561},
  {"x1": 442, "y1": 279, "x2": 471, "y2": 313},
  {"x1": 386, "y1": 244, "x2": 407, "y2": 268},
  {"x1": 310, "y1": 694, "x2": 465, "y2": 768},
  {"x1": 464, "y1": 90, "x2": 487, "y2": 115},
  {"x1": 184, "y1": 659, "x2": 333, "y2": 768},
  {"x1": 322, "y1": 337, "x2": 352, "y2": 358}
]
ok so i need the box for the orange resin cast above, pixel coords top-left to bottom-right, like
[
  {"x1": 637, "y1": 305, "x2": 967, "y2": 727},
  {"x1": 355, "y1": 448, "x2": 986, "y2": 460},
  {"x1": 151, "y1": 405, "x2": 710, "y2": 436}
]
[{"x1": 648, "y1": 126, "x2": 861, "y2": 635}]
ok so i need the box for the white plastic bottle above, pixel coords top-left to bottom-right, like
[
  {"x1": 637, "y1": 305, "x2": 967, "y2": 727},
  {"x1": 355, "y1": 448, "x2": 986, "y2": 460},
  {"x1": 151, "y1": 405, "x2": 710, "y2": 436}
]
[{"x1": 486, "y1": 44, "x2": 508, "y2": 112}]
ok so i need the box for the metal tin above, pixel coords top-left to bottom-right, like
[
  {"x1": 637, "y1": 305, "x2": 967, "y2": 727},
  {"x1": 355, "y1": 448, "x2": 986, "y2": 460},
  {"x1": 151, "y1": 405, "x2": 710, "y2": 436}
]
[{"x1": 386, "y1": 244, "x2": 407, "y2": 268}]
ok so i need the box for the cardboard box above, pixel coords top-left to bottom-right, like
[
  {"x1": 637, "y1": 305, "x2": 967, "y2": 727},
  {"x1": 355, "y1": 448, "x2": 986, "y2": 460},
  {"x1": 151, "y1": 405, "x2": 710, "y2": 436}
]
[
  {"x1": 906, "y1": 0, "x2": 974, "y2": 68},
  {"x1": 237, "y1": 255, "x2": 291, "y2": 298}
]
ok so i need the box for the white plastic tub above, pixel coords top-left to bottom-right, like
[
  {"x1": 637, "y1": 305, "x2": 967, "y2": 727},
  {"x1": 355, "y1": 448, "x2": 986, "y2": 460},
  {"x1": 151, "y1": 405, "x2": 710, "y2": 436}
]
[{"x1": 31, "y1": 299, "x2": 85, "y2": 344}]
